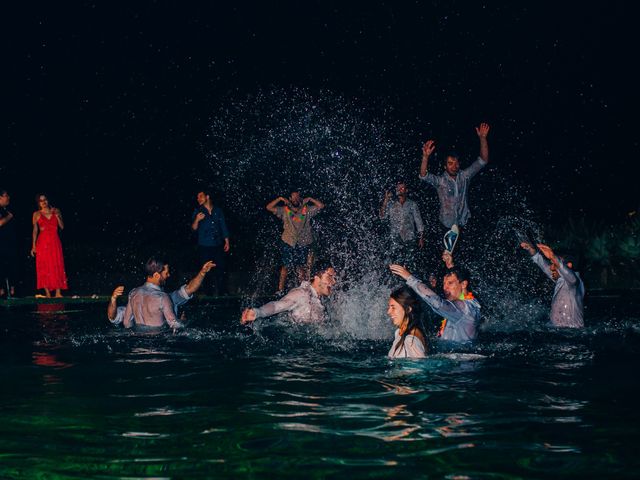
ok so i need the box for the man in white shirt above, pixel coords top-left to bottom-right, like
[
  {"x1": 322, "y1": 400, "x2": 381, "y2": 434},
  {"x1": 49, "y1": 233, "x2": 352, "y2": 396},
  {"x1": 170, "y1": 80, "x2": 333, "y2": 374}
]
[
  {"x1": 108, "y1": 258, "x2": 215, "y2": 331},
  {"x1": 241, "y1": 263, "x2": 336, "y2": 324}
]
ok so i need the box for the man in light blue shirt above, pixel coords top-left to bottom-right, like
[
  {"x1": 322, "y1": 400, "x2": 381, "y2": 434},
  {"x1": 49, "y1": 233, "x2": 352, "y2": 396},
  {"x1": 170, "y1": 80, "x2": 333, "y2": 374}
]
[
  {"x1": 419, "y1": 123, "x2": 490, "y2": 230},
  {"x1": 390, "y1": 263, "x2": 481, "y2": 343}
]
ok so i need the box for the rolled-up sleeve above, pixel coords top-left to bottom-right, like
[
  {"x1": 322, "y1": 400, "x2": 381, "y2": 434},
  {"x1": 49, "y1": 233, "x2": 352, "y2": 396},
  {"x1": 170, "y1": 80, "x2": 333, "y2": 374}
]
[
  {"x1": 273, "y1": 206, "x2": 285, "y2": 220},
  {"x1": 170, "y1": 285, "x2": 192, "y2": 311},
  {"x1": 109, "y1": 306, "x2": 126, "y2": 326}
]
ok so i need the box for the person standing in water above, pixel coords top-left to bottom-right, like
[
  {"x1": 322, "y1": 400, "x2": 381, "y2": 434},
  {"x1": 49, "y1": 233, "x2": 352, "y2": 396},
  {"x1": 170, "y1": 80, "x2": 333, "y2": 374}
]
[
  {"x1": 390, "y1": 263, "x2": 480, "y2": 343},
  {"x1": 115, "y1": 257, "x2": 217, "y2": 331},
  {"x1": 107, "y1": 260, "x2": 216, "y2": 327},
  {"x1": 380, "y1": 181, "x2": 425, "y2": 269},
  {"x1": 241, "y1": 262, "x2": 336, "y2": 325},
  {"x1": 31, "y1": 193, "x2": 68, "y2": 298},
  {"x1": 387, "y1": 286, "x2": 428, "y2": 358},
  {"x1": 266, "y1": 190, "x2": 324, "y2": 293},
  {"x1": 520, "y1": 242, "x2": 584, "y2": 328},
  {"x1": 419, "y1": 123, "x2": 490, "y2": 253},
  {"x1": 191, "y1": 189, "x2": 230, "y2": 295},
  {"x1": 0, "y1": 189, "x2": 18, "y2": 298}
]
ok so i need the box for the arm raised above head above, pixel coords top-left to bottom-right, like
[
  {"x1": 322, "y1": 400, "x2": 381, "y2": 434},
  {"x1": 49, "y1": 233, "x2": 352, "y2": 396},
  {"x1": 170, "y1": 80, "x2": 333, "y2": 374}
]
[
  {"x1": 420, "y1": 139, "x2": 436, "y2": 178},
  {"x1": 476, "y1": 123, "x2": 490, "y2": 163},
  {"x1": 266, "y1": 196, "x2": 287, "y2": 215}
]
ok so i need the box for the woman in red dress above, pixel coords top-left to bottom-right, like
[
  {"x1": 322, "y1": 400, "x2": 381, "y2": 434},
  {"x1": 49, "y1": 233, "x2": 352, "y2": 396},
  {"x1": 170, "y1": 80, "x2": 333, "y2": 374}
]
[{"x1": 31, "y1": 194, "x2": 68, "y2": 298}]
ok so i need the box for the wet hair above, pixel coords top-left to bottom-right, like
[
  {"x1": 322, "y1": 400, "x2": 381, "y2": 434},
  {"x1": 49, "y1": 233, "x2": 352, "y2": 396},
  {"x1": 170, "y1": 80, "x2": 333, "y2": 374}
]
[
  {"x1": 444, "y1": 266, "x2": 471, "y2": 286},
  {"x1": 311, "y1": 260, "x2": 333, "y2": 280},
  {"x1": 144, "y1": 257, "x2": 167, "y2": 277},
  {"x1": 390, "y1": 286, "x2": 428, "y2": 355}
]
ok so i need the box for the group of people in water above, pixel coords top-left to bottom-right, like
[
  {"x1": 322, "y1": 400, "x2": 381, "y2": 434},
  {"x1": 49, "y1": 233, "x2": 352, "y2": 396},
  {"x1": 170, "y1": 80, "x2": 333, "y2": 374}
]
[{"x1": 99, "y1": 122, "x2": 586, "y2": 359}]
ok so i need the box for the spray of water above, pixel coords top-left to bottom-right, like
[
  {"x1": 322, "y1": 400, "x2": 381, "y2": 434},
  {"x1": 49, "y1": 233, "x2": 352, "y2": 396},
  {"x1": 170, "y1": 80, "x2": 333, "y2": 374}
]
[{"x1": 201, "y1": 88, "x2": 549, "y2": 338}]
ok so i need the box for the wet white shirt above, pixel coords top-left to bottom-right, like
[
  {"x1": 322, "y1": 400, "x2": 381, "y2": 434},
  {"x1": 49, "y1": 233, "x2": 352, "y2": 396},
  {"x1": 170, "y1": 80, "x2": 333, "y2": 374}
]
[
  {"x1": 110, "y1": 283, "x2": 191, "y2": 329},
  {"x1": 532, "y1": 253, "x2": 584, "y2": 328},
  {"x1": 388, "y1": 329, "x2": 426, "y2": 358}
]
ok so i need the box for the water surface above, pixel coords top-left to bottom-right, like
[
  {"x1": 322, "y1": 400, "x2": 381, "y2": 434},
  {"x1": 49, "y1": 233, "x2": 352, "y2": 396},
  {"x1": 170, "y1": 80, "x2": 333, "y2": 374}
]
[{"x1": 1, "y1": 298, "x2": 639, "y2": 479}]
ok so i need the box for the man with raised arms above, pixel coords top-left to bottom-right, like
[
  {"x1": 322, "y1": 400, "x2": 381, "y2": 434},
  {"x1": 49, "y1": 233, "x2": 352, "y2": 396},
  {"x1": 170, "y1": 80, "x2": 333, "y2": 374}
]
[
  {"x1": 266, "y1": 190, "x2": 324, "y2": 293},
  {"x1": 108, "y1": 259, "x2": 215, "y2": 330},
  {"x1": 520, "y1": 242, "x2": 584, "y2": 328},
  {"x1": 390, "y1": 263, "x2": 480, "y2": 342},
  {"x1": 419, "y1": 123, "x2": 490, "y2": 233},
  {"x1": 241, "y1": 262, "x2": 336, "y2": 325}
]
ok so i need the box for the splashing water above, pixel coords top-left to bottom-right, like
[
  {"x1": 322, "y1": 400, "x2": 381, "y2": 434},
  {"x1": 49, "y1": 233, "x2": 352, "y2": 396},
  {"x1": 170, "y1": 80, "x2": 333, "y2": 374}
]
[{"x1": 202, "y1": 88, "x2": 547, "y2": 337}]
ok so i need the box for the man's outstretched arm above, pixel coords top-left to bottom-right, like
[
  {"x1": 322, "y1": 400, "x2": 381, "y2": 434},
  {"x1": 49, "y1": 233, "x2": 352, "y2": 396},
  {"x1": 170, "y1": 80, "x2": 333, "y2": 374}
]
[
  {"x1": 476, "y1": 123, "x2": 490, "y2": 163},
  {"x1": 241, "y1": 289, "x2": 303, "y2": 324},
  {"x1": 184, "y1": 261, "x2": 216, "y2": 296}
]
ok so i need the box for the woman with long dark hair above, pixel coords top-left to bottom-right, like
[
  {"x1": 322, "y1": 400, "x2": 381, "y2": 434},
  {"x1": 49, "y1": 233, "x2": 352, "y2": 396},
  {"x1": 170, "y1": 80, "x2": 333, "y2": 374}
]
[
  {"x1": 387, "y1": 286, "x2": 428, "y2": 358},
  {"x1": 31, "y1": 193, "x2": 68, "y2": 298}
]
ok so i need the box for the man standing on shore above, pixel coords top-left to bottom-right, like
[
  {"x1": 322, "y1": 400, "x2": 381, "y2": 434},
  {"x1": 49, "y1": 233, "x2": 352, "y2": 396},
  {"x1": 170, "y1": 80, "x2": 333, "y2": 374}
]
[
  {"x1": 0, "y1": 188, "x2": 18, "y2": 299},
  {"x1": 191, "y1": 189, "x2": 230, "y2": 295}
]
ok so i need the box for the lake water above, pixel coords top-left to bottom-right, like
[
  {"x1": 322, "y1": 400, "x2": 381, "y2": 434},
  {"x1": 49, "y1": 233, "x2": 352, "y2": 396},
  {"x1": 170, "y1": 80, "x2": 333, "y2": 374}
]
[{"x1": 1, "y1": 294, "x2": 639, "y2": 479}]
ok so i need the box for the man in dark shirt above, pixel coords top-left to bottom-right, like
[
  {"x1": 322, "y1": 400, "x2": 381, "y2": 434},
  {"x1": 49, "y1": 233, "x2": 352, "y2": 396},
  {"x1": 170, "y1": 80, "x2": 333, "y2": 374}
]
[
  {"x1": 0, "y1": 188, "x2": 18, "y2": 298},
  {"x1": 191, "y1": 189, "x2": 230, "y2": 295}
]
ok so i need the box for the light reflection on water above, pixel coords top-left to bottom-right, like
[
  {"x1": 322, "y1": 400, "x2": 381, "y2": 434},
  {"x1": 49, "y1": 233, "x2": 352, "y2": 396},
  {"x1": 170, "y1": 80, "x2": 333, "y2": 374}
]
[{"x1": 0, "y1": 304, "x2": 639, "y2": 478}]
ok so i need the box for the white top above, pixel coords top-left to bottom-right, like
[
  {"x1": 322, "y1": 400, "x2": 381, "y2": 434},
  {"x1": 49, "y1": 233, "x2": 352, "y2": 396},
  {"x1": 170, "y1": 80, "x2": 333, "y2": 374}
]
[{"x1": 388, "y1": 329, "x2": 426, "y2": 358}]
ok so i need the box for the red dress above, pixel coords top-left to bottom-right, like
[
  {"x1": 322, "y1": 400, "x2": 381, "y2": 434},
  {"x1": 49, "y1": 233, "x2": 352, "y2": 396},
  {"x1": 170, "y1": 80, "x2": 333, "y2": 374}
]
[{"x1": 35, "y1": 213, "x2": 68, "y2": 290}]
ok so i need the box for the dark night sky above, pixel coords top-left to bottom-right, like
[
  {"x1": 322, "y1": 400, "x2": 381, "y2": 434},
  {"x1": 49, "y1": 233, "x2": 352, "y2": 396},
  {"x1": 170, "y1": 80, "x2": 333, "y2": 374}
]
[{"x1": 4, "y1": 1, "x2": 639, "y2": 253}]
